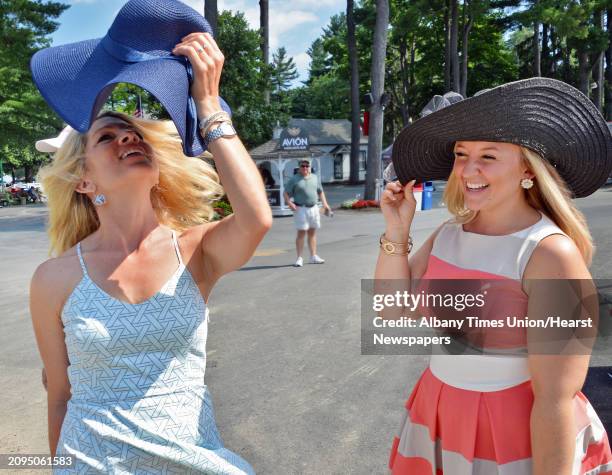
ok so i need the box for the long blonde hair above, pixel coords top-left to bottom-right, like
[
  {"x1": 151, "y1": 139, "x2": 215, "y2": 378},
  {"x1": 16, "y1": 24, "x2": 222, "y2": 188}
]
[
  {"x1": 37, "y1": 111, "x2": 224, "y2": 256},
  {"x1": 443, "y1": 146, "x2": 593, "y2": 265}
]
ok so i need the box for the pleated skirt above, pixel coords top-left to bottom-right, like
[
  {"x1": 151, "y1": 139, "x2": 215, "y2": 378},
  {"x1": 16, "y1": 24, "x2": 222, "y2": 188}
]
[{"x1": 389, "y1": 367, "x2": 612, "y2": 474}]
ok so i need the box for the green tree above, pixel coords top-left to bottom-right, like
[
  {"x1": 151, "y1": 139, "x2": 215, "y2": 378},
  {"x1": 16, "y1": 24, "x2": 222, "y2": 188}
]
[
  {"x1": 271, "y1": 47, "x2": 299, "y2": 95},
  {"x1": 105, "y1": 83, "x2": 167, "y2": 119},
  {"x1": 1, "y1": 0, "x2": 69, "y2": 180},
  {"x1": 289, "y1": 74, "x2": 350, "y2": 118},
  {"x1": 285, "y1": 0, "x2": 610, "y2": 164},
  {"x1": 216, "y1": 10, "x2": 285, "y2": 147},
  {"x1": 306, "y1": 38, "x2": 330, "y2": 83},
  {"x1": 297, "y1": 5, "x2": 375, "y2": 124},
  {"x1": 506, "y1": 0, "x2": 608, "y2": 97}
]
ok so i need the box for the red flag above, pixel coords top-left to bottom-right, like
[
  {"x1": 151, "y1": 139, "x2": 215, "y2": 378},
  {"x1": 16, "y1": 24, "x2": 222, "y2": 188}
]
[{"x1": 134, "y1": 94, "x2": 143, "y2": 118}]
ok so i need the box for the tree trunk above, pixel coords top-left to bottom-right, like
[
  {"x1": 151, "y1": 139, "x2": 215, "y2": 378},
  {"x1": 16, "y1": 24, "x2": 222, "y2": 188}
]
[
  {"x1": 450, "y1": 0, "x2": 460, "y2": 92},
  {"x1": 347, "y1": 0, "x2": 361, "y2": 184},
  {"x1": 533, "y1": 0, "x2": 541, "y2": 76},
  {"x1": 410, "y1": 38, "x2": 416, "y2": 90},
  {"x1": 563, "y1": 42, "x2": 571, "y2": 83},
  {"x1": 460, "y1": 0, "x2": 473, "y2": 97},
  {"x1": 388, "y1": 83, "x2": 407, "y2": 129},
  {"x1": 444, "y1": 0, "x2": 451, "y2": 92},
  {"x1": 578, "y1": 49, "x2": 591, "y2": 96},
  {"x1": 593, "y1": 52, "x2": 604, "y2": 111},
  {"x1": 541, "y1": 23, "x2": 549, "y2": 76},
  {"x1": 398, "y1": 37, "x2": 410, "y2": 126},
  {"x1": 364, "y1": 0, "x2": 389, "y2": 200},
  {"x1": 550, "y1": 26, "x2": 557, "y2": 75},
  {"x1": 259, "y1": 0, "x2": 270, "y2": 105},
  {"x1": 593, "y1": 10, "x2": 604, "y2": 112},
  {"x1": 606, "y1": 10, "x2": 612, "y2": 120},
  {"x1": 204, "y1": 0, "x2": 218, "y2": 37}
]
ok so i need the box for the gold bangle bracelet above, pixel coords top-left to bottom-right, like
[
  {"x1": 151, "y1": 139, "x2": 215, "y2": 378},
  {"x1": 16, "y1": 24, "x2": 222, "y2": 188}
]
[{"x1": 379, "y1": 233, "x2": 413, "y2": 256}]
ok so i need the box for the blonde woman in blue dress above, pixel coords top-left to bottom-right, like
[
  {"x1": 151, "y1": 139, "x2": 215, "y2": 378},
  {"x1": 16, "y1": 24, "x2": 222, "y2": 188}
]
[{"x1": 29, "y1": 27, "x2": 270, "y2": 474}]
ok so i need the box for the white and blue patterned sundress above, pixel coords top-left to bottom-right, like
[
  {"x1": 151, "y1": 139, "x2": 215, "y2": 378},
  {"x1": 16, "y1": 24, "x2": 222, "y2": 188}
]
[{"x1": 55, "y1": 230, "x2": 254, "y2": 474}]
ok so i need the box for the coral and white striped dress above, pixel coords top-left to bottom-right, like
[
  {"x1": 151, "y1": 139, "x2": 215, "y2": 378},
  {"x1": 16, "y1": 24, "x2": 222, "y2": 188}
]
[{"x1": 389, "y1": 213, "x2": 612, "y2": 474}]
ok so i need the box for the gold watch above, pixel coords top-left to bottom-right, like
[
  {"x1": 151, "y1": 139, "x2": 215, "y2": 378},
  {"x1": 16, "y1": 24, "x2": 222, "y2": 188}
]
[{"x1": 380, "y1": 233, "x2": 413, "y2": 256}]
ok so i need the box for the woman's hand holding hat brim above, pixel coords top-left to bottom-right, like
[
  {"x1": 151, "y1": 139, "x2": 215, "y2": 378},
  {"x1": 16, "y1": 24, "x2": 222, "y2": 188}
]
[
  {"x1": 381, "y1": 180, "x2": 417, "y2": 241},
  {"x1": 172, "y1": 32, "x2": 224, "y2": 120}
]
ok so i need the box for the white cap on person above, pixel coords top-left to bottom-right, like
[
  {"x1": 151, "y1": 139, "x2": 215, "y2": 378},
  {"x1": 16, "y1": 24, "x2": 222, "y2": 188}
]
[{"x1": 35, "y1": 125, "x2": 73, "y2": 153}]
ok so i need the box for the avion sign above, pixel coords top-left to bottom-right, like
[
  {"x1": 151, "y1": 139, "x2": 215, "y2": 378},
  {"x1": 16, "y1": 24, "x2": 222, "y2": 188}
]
[{"x1": 278, "y1": 127, "x2": 310, "y2": 151}]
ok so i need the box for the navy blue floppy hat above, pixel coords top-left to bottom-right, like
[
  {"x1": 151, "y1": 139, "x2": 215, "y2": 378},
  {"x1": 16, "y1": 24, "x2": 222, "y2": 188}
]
[{"x1": 30, "y1": 0, "x2": 231, "y2": 157}]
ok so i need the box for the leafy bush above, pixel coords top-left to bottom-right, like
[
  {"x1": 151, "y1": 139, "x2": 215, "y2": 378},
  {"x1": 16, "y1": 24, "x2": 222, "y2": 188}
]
[
  {"x1": 0, "y1": 191, "x2": 15, "y2": 206},
  {"x1": 212, "y1": 196, "x2": 233, "y2": 220}
]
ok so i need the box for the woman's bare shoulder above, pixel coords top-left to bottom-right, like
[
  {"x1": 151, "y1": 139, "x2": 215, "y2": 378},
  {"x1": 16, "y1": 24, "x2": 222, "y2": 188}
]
[
  {"x1": 524, "y1": 234, "x2": 590, "y2": 279},
  {"x1": 31, "y1": 247, "x2": 85, "y2": 313}
]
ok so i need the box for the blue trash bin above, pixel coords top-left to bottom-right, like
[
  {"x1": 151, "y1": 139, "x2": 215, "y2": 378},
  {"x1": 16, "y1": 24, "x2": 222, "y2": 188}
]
[{"x1": 422, "y1": 181, "x2": 434, "y2": 210}]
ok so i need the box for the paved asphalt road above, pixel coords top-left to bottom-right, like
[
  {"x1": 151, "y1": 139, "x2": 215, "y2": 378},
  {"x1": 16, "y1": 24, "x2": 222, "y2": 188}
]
[{"x1": 0, "y1": 186, "x2": 610, "y2": 474}]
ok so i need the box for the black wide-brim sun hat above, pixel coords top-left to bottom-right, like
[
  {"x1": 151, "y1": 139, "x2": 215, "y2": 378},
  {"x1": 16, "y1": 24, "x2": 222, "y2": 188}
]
[
  {"x1": 30, "y1": 0, "x2": 231, "y2": 157},
  {"x1": 391, "y1": 78, "x2": 612, "y2": 198}
]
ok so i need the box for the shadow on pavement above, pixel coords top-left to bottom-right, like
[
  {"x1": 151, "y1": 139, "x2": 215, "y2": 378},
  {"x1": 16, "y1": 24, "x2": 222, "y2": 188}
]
[{"x1": 239, "y1": 264, "x2": 295, "y2": 271}]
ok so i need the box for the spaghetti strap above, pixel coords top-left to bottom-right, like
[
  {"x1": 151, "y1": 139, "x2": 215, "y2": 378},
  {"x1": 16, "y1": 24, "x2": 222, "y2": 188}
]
[
  {"x1": 171, "y1": 230, "x2": 185, "y2": 267},
  {"x1": 76, "y1": 242, "x2": 89, "y2": 277}
]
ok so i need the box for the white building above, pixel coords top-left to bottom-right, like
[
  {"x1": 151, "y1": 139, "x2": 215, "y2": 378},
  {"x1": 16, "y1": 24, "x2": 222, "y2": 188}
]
[
  {"x1": 249, "y1": 118, "x2": 368, "y2": 216},
  {"x1": 250, "y1": 118, "x2": 369, "y2": 185}
]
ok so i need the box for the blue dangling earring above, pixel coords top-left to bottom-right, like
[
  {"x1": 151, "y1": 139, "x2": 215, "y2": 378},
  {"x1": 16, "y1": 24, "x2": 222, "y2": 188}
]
[{"x1": 93, "y1": 194, "x2": 106, "y2": 206}]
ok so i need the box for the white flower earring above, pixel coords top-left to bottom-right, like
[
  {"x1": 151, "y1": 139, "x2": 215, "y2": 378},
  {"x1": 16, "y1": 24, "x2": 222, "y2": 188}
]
[
  {"x1": 520, "y1": 178, "x2": 534, "y2": 189},
  {"x1": 93, "y1": 194, "x2": 106, "y2": 206}
]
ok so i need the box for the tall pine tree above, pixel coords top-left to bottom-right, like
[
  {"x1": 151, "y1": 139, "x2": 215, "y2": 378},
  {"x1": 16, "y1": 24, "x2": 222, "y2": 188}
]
[{"x1": 271, "y1": 47, "x2": 299, "y2": 95}]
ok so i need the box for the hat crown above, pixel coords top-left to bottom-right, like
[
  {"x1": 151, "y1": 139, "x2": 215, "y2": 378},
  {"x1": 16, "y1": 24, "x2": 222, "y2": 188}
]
[{"x1": 107, "y1": 0, "x2": 212, "y2": 56}]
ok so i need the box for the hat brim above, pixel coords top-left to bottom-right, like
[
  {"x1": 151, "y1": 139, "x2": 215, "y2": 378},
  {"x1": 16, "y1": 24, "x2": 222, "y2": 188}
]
[
  {"x1": 35, "y1": 137, "x2": 63, "y2": 153},
  {"x1": 31, "y1": 38, "x2": 230, "y2": 157},
  {"x1": 35, "y1": 125, "x2": 73, "y2": 153},
  {"x1": 391, "y1": 78, "x2": 612, "y2": 198}
]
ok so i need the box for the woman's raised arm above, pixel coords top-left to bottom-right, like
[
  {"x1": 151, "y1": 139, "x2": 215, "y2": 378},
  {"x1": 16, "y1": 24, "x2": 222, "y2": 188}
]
[{"x1": 172, "y1": 32, "x2": 272, "y2": 282}]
